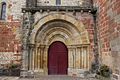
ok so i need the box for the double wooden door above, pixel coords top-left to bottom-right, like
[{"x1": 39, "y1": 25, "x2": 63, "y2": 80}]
[{"x1": 48, "y1": 41, "x2": 68, "y2": 75}]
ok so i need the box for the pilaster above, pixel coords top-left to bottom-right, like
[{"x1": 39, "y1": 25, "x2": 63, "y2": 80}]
[{"x1": 21, "y1": 12, "x2": 35, "y2": 77}]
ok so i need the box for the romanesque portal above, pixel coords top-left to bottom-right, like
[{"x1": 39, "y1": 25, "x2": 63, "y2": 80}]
[{"x1": 22, "y1": 13, "x2": 91, "y2": 76}]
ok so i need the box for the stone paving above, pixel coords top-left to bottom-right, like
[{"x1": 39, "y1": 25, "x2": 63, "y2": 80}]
[
  {"x1": 0, "y1": 75, "x2": 98, "y2": 80},
  {"x1": 19, "y1": 76, "x2": 98, "y2": 80},
  {"x1": 0, "y1": 76, "x2": 19, "y2": 80}
]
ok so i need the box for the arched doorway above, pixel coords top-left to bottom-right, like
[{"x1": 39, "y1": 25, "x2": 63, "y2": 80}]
[
  {"x1": 23, "y1": 13, "x2": 91, "y2": 76},
  {"x1": 48, "y1": 41, "x2": 68, "y2": 75}
]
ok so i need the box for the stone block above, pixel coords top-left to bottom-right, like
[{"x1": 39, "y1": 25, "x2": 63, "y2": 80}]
[
  {"x1": 68, "y1": 68, "x2": 87, "y2": 78},
  {"x1": 112, "y1": 73, "x2": 120, "y2": 80}
]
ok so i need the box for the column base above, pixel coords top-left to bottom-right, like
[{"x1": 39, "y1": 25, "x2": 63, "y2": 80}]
[
  {"x1": 68, "y1": 68, "x2": 88, "y2": 78},
  {"x1": 20, "y1": 69, "x2": 47, "y2": 78},
  {"x1": 20, "y1": 69, "x2": 29, "y2": 78}
]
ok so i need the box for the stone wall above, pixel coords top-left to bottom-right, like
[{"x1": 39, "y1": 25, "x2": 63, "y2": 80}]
[
  {"x1": 0, "y1": 0, "x2": 95, "y2": 70},
  {"x1": 37, "y1": 0, "x2": 91, "y2": 6},
  {"x1": 24, "y1": 12, "x2": 95, "y2": 76},
  {"x1": 0, "y1": 0, "x2": 119, "y2": 78},
  {"x1": 94, "y1": 0, "x2": 120, "y2": 79},
  {"x1": 0, "y1": 0, "x2": 25, "y2": 67}
]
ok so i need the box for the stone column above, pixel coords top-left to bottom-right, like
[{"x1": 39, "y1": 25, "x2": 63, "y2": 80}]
[
  {"x1": 92, "y1": 13, "x2": 99, "y2": 72},
  {"x1": 72, "y1": 48, "x2": 75, "y2": 68},
  {"x1": 29, "y1": 44, "x2": 35, "y2": 70},
  {"x1": 35, "y1": 47, "x2": 38, "y2": 70},
  {"x1": 86, "y1": 47, "x2": 89, "y2": 69},
  {"x1": 74, "y1": 47, "x2": 77, "y2": 68},
  {"x1": 29, "y1": 46, "x2": 32, "y2": 70},
  {"x1": 21, "y1": 11, "x2": 35, "y2": 77},
  {"x1": 80, "y1": 47, "x2": 82, "y2": 69},
  {"x1": 32, "y1": 47, "x2": 35, "y2": 70},
  {"x1": 38, "y1": 47, "x2": 40, "y2": 70},
  {"x1": 81, "y1": 47, "x2": 84, "y2": 69},
  {"x1": 36, "y1": 47, "x2": 39, "y2": 70},
  {"x1": 41, "y1": 47, "x2": 43, "y2": 69},
  {"x1": 44, "y1": 46, "x2": 48, "y2": 75},
  {"x1": 68, "y1": 47, "x2": 73, "y2": 68},
  {"x1": 67, "y1": 46, "x2": 74, "y2": 76},
  {"x1": 77, "y1": 47, "x2": 81, "y2": 69},
  {"x1": 21, "y1": 12, "x2": 31, "y2": 77},
  {"x1": 84, "y1": 47, "x2": 87, "y2": 69},
  {"x1": 87, "y1": 46, "x2": 89, "y2": 70},
  {"x1": 70, "y1": 46, "x2": 76, "y2": 68}
]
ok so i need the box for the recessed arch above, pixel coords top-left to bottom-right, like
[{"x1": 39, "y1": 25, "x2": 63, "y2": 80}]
[
  {"x1": 35, "y1": 20, "x2": 80, "y2": 42},
  {"x1": 26, "y1": 13, "x2": 91, "y2": 75},
  {"x1": 36, "y1": 27, "x2": 74, "y2": 45},
  {"x1": 35, "y1": 21, "x2": 75, "y2": 45},
  {"x1": 45, "y1": 33, "x2": 70, "y2": 45},
  {"x1": 30, "y1": 13, "x2": 89, "y2": 45}
]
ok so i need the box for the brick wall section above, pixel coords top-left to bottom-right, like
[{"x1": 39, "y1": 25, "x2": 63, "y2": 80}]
[
  {"x1": 0, "y1": 0, "x2": 25, "y2": 66},
  {"x1": 0, "y1": 22, "x2": 21, "y2": 52},
  {"x1": 94, "y1": 0, "x2": 120, "y2": 78},
  {"x1": 0, "y1": 21, "x2": 22, "y2": 65}
]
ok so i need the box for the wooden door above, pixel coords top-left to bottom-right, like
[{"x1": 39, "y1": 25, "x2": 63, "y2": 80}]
[{"x1": 48, "y1": 41, "x2": 68, "y2": 75}]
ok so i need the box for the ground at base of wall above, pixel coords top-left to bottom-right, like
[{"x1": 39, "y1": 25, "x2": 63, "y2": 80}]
[
  {"x1": 0, "y1": 75, "x2": 98, "y2": 80},
  {"x1": 0, "y1": 75, "x2": 116, "y2": 80}
]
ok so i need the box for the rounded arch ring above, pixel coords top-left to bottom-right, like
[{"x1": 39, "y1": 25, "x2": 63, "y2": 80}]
[{"x1": 30, "y1": 13, "x2": 90, "y2": 45}]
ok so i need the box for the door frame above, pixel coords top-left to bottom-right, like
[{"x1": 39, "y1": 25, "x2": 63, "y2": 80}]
[{"x1": 48, "y1": 41, "x2": 68, "y2": 75}]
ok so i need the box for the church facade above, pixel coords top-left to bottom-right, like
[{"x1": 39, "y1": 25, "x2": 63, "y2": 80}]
[
  {"x1": 21, "y1": 0, "x2": 97, "y2": 76},
  {"x1": 0, "y1": 0, "x2": 120, "y2": 79}
]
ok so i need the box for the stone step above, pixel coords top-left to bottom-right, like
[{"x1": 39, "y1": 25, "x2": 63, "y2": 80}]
[{"x1": 18, "y1": 75, "x2": 98, "y2": 80}]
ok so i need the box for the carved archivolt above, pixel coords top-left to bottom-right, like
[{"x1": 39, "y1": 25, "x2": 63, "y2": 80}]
[
  {"x1": 30, "y1": 13, "x2": 90, "y2": 45},
  {"x1": 27, "y1": 13, "x2": 91, "y2": 71}
]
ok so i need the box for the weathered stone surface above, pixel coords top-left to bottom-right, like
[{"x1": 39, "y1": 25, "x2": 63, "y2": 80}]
[
  {"x1": 0, "y1": 0, "x2": 120, "y2": 79},
  {"x1": 94, "y1": 0, "x2": 120, "y2": 79}
]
